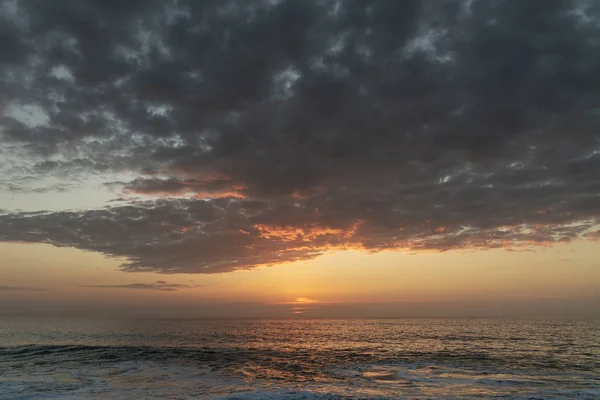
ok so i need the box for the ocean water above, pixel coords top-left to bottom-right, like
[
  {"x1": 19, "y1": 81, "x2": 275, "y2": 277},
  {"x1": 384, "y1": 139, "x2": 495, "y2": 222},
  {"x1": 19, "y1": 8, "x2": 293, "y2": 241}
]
[{"x1": 0, "y1": 318, "x2": 598, "y2": 399}]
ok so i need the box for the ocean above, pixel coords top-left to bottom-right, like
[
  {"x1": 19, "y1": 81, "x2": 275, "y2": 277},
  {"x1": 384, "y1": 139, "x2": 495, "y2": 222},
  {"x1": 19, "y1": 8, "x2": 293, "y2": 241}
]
[{"x1": 0, "y1": 317, "x2": 598, "y2": 399}]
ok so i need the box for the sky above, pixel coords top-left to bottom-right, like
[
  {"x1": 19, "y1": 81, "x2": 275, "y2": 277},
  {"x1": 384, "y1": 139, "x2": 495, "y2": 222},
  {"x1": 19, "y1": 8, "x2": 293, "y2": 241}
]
[{"x1": 0, "y1": 0, "x2": 599, "y2": 318}]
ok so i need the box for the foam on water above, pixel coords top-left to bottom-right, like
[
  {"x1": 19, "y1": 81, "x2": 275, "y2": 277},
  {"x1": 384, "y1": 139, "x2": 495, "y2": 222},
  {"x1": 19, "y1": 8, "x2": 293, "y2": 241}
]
[
  {"x1": 1, "y1": 359, "x2": 250, "y2": 399},
  {"x1": 1, "y1": 318, "x2": 599, "y2": 399},
  {"x1": 329, "y1": 362, "x2": 600, "y2": 399},
  {"x1": 208, "y1": 391, "x2": 346, "y2": 400}
]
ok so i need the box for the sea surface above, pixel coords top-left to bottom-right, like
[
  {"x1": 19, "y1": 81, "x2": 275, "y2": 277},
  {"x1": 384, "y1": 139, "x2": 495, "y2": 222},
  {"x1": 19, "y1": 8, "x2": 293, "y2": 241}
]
[{"x1": 0, "y1": 317, "x2": 598, "y2": 399}]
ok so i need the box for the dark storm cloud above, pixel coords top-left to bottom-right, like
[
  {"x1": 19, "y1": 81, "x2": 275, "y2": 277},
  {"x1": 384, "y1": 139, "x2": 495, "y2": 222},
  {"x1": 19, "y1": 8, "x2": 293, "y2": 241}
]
[
  {"x1": 0, "y1": 194, "x2": 597, "y2": 273},
  {"x1": 80, "y1": 281, "x2": 201, "y2": 291},
  {"x1": 1, "y1": 0, "x2": 600, "y2": 273}
]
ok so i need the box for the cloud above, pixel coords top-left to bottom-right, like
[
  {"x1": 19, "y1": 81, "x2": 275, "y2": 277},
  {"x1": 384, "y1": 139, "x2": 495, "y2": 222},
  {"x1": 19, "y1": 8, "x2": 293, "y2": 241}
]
[
  {"x1": 0, "y1": 285, "x2": 45, "y2": 291},
  {"x1": 0, "y1": 195, "x2": 597, "y2": 273},
  {"x1": 584, "y1": 230, "x2": 600, "y2": 240},
  {"x1": 0, "y1": 1, "x2": 599, "y2": 273},
  {"x1": 80, "y1": 281, "x2": 202, "y2": 292},
  {"x1": 108, "y1": 177, "x2": 247, "y2": 199},
  {"x1": 1, "y1": 181, "x2": 76, "y2": 194}
]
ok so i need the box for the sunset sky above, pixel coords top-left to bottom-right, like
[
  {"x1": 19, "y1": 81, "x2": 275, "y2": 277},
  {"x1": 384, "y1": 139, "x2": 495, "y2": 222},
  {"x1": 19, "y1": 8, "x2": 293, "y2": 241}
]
[{"x1": 1, "y1": 0, "x2": 599, "y2": 318}]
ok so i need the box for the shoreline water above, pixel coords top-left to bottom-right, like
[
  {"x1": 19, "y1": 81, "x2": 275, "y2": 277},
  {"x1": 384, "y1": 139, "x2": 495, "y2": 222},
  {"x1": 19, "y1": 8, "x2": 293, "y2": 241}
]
[{"x1": 1, "y1": 318, "x2": 599, "y2": 399}]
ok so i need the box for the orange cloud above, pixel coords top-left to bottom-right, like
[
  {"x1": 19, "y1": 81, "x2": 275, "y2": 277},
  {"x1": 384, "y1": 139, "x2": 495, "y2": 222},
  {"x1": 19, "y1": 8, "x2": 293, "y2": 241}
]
[
  {"x1": 254, "y1": 224, "x2": 346, "y2": 242},
  {"x1": 254, "y1": 221, "x2": 364, "y2": 243}
]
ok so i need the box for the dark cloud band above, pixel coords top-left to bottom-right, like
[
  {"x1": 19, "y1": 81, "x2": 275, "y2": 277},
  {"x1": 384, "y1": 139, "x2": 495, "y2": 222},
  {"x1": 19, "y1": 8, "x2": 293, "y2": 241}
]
[
  {"x1": 80, "y1": 281, "x2": 201, "y2": 291},
  {"x1": 0, "y1": 195, "x2": 596, "y2": 274},
  {"x1": 0, "y1": 0, "x2": 599, "y2": 273},
  {"x1": 0, "y1": 285, "x2": 46, "y2": 291}
]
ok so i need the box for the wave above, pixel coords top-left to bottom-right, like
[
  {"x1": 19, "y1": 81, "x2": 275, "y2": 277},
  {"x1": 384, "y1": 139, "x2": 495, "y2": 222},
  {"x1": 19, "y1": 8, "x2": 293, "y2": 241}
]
[
  {"x1": 208, "y1": 391, "x2": 351, "y2": 400},
  {"x1": 3, "y1": 342, "x2": 599, "y2": 373},
  {"x1": 2, "y1": 341, "x2": 599, "y2": 400}
]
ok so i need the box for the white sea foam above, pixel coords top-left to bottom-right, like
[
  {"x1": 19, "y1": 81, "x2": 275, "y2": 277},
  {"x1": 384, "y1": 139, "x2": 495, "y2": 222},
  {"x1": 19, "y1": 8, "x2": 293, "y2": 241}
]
[
  {"x1": 1, "y1": 318, "x2": 598, "y2": 399},
  {"x1": 208, "y1": 391, "x2": 346, "y2": 400},
  {"x1": 327, "y1": 362, "x2": 600, "y2": 399}
]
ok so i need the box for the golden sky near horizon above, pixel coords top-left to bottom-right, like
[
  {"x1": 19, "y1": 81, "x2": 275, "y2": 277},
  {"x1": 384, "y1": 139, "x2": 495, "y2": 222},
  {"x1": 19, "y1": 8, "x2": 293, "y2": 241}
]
[{"x1": 2, "y1": 239, "x2": 599, "y2": 318}]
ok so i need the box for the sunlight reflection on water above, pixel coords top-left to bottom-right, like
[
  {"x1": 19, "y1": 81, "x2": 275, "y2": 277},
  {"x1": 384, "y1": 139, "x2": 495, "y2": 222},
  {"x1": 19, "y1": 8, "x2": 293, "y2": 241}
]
[{"x1": 1, "y1": 318, "x2": 599, "y2": 399}]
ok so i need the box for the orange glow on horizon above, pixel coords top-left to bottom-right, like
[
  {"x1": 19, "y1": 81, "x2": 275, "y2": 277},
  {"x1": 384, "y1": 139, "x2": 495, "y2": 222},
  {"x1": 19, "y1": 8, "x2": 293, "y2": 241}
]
[
  {"x1": 279, "y1": 297, "x2": 323, "y2": 305},
  {"x1": 294, "y1": 297, "x2": 321, "y2": 304}
]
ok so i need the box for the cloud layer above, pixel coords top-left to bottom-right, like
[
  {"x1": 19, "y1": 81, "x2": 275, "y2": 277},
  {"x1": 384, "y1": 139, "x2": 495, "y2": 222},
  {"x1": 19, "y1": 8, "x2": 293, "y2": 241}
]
[
  {"x1": 1, "y1": 0, "x2": 599, "y2": 273},
  {"x1": 81, "y1": 281, "x2": 201, "y2": 291},
  {"x1": 0, "y1": 285, "x2": 45, "y2": 291}
]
